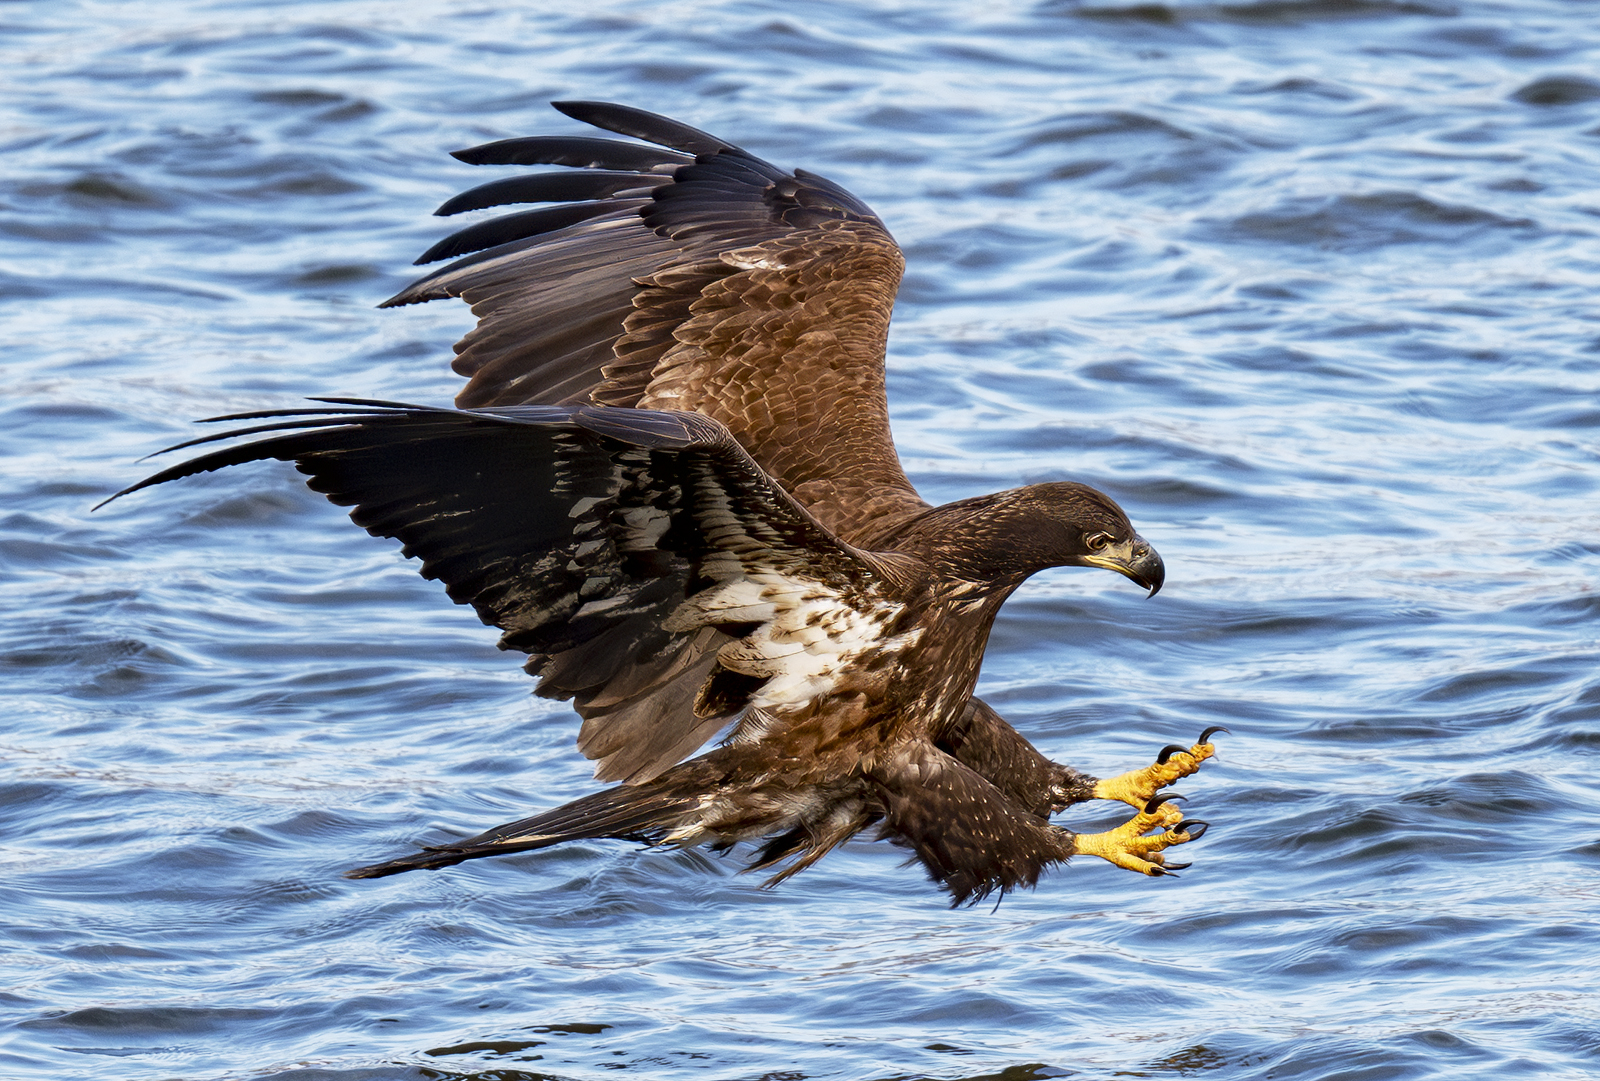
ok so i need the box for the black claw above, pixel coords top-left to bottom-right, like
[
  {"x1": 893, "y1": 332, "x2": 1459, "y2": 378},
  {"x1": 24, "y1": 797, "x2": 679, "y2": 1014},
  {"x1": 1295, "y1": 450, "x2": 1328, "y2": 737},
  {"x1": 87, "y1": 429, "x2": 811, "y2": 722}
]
[
  {"x1": 1143, "y1": 793, "x2": 1188, "y2": 814},
  {"x1": 1163, "y1": 861, "x2": 1192, "y2": 871},
  {"x1": 1155, "y1": 744, "x2": 1187, "y2": 765},
  {"x1": 1198, "y1": 725, "x2": 1230, "y2": 744},
  {"x1": 1148, "y1": 865, "x2": 1168, "y2": 877},
  {"x1": 1176, "y1": 819, "x2": 1210, "y2": 840}
]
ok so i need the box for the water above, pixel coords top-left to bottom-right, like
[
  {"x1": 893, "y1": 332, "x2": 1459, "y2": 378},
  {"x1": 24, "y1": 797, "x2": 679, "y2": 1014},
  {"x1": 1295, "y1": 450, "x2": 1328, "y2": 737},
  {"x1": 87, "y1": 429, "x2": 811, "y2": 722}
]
[{"x1": 4, "y1": 1, "x2": 1599, "y2": 1078}]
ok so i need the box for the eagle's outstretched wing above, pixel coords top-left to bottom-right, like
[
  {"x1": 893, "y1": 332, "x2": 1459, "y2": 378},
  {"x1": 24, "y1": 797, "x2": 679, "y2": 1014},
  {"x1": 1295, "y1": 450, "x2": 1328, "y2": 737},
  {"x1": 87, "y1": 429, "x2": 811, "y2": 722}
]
[
  {"x1": 384, "y1": 101, "x2": 927, "y2": 545},
  {"x1": 104, "y1": 401, "x2": 918, "y2": 785}
]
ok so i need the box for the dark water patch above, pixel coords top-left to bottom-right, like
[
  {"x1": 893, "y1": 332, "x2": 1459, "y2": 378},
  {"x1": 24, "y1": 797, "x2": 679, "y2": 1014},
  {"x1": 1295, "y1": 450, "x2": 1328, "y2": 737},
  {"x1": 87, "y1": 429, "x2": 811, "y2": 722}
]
[
  {"x1": 1394, "y1": 770, "x2": 1565, "y2": 821},
  {"x1": 256, "y1": 1070, "x2": 434, "y2": 1081},
  {"x1": 0, "y1": 535, "x2": 123, "y2": 570},
  {"x1": 230, "y1": 163, "x2": 370, "y2": 200},
  {"x1": 1414, "y1": 664, "x2": 1573, "y2": 704},
  {"x1": 1008, "y1": 110, "x2": 1197, "y2": 150},
  {"x1": 1527, "y1": 726, "x2": 1600, "y2": 754},
  {"x1": 1510, "y1": 74, "x2": 1600, "y2": 107},
  {"x1": 1521, "y1": 400, "x2": 1600, "y2": 429},
  {"x1": 902, "y1": 224, "x2": 1060, "y2": 277},
  {"x1": 0, "y1": 267, "x2": 58, "y2": 296},
  {"x1": 4, "y1": 402, "x2": 127, "y2": 429},
  {"x1": 0, "y1": 782, "x2": 76, "y2": 829},
  {"x1": 261, "y1": 808, "x2": 377, "y2": 844},
  {"x1": 1219, "y1": 1034, "x2": 1480, "y2": 1081},
  {"x1": 20, "y1": 1003, "x2": 280, "y2": 1038},
  {"x1": 1204, "y1": 191, "x2": 1536, "y2": 252},
  {"x1": 1233, "y1": 75, "x2": 1363, "y2": 101},
  {"x1": 1426, "y1": 22, "x2": 1572, "y2": 61},
  {"x1": 1483, "y1": 176, "x2": 1543, "y2": 194},
  {"x1": 1002, "y1": 110, "x2": 1244, "y2": 191},
  {"x1": 1063, "y1": 0, "x2": 1458, "y2": 26},
  {"x1": 53, "y1": 172, "x2": 172, "y2": 209},
  {"x1": 1544, "y1": 677, "x2": 1600, "y2": 719},
  {"x1": 0, "y1": 269, "x2": 232, "y2": 303},
  {"x1": 254, "y1": 88, "x2": 360, "y2": 108},
  {"x1": 1302, "y1": 715, "x2": 1458, "y2": 743},
  {"x1": 292, "y1": 263, "x2": 384, "y2": 286},
  {"x1": 1, "y1": 634, "x2": 184, "y2": 677},
  {"x1": 1009, "y1": 421, "x2": 1254, "y2": 473}
]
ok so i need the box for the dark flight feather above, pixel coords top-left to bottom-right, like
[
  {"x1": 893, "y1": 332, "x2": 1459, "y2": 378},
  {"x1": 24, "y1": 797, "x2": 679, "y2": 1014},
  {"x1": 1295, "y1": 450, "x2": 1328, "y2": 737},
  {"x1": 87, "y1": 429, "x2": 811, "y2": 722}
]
[
  {"x1": 449, "y1": 134, "x2": 692, "y2": 171},
  {"x1": 432, "y1": 170, "x2": 669, "y2": 217},
  {"x1": 414, "y1": 204, "x2": 617, "y2": 265},
  {"x1": 552, "y1": 100, "x2": 739, "y2": 156}
]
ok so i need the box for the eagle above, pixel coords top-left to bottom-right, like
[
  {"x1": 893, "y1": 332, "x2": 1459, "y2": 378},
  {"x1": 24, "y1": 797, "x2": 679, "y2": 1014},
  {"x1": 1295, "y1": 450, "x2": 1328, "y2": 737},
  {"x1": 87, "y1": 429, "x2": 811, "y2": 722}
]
[{"x1": 105, "y1": 102, "x2": 1219, "y2": 905}]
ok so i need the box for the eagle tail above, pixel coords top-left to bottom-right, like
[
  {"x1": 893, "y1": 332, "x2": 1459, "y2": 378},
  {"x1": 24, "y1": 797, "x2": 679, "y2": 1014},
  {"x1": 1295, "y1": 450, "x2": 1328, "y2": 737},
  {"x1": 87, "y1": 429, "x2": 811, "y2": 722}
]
[{"x1": 345, "y1": 783, "x2": 702, "y2": 879}]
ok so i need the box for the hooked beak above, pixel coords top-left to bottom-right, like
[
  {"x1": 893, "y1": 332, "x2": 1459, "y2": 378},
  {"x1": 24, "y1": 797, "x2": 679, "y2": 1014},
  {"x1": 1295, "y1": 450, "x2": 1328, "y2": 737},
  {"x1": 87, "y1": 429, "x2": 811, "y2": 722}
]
[{"x1": 1082, "y1": 534, "x2": 1164, "y2": 597}]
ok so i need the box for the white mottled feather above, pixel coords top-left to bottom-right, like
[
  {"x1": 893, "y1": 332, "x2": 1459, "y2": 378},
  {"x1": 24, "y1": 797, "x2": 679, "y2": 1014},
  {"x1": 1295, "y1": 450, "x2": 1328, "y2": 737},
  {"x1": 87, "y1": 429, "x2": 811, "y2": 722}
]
[{"x1": 665, "y1": 570, "x2": 924, "y2": 716}]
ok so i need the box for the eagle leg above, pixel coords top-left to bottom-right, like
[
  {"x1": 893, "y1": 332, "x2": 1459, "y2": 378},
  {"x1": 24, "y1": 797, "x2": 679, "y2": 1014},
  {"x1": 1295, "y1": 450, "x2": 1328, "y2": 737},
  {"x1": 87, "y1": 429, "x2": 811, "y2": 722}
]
[
  {"x1": 1089, "y1": 727, "x2": 1226, "y2": 809},
  {"x1": 1070, "y1": 794, "x2": 1205, "y2": 876}
]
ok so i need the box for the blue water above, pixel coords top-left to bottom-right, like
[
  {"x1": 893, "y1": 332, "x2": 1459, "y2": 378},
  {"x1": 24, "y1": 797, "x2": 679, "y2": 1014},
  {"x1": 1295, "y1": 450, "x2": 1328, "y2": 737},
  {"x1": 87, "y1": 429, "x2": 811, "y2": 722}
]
[{"x1": 4, "y1": 1, "x2": 1599, "y2": 1078}]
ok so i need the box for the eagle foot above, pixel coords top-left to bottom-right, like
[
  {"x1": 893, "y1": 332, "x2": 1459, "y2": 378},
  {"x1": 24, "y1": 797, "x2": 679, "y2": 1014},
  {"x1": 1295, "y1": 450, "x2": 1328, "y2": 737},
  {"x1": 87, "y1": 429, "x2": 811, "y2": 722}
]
[
  {"x1": 1071, "y1": 794, "x2": 1207, "y2": 876},
  {"x1": 1090, "y1": 726, "x2": 1226, "y2": 810}
]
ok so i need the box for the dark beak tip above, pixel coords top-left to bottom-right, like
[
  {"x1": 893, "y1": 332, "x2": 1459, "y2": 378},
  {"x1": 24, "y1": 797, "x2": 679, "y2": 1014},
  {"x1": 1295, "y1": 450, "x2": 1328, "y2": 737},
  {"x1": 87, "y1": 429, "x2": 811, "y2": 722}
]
[{"x1": 1142, "y1": 548, "x2": 1165, "y2": 598}]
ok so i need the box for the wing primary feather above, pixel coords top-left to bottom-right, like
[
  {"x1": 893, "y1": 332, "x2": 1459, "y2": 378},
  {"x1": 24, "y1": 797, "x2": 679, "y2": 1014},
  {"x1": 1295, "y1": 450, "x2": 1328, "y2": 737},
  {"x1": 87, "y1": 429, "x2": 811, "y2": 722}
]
[
  {"x1": 197, "y1": 404, "x2": 401, "y2": 423},
  {"x1": 305, "y1": 396, "x2": 460, "y2": 410},
  {"x1": 450, "y1": 134, "x2": 694, "y2": 170},
  {"x1": 377, "y1": 209, "x2": 650, "y2": 309},
  {"x1": 414, "y1": 203, "x2": 618, "y2": 265},
  {"x1": 146, "y1": 415, "x2": 377, "y2": 457},
  {"x1": 378, "y1": 229, "x2": 575, "y2": 308},
  {"x1": 552, "y1": 100, "x2": 739, "y2": 156},
  {"x1": 95, "y1": 424, "x2": 354, "y2": 508},
  {"x1": 433, "y1": 171, "x2": 669, "y2": 217}
]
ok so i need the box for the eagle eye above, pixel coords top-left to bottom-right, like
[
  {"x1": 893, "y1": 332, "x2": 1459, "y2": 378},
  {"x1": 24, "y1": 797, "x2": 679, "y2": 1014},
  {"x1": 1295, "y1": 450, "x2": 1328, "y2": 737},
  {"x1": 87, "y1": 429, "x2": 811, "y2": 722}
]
[{"x1": 1086, "y1": 532, "x2": 1114, "y2": 552}]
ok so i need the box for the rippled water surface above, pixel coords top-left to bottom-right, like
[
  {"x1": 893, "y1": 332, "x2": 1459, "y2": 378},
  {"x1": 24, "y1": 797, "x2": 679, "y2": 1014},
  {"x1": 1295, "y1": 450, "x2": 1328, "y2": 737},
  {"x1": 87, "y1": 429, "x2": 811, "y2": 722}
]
[{"x1": 5, "y1": 1, "x2": 1600, "y2": 1078}]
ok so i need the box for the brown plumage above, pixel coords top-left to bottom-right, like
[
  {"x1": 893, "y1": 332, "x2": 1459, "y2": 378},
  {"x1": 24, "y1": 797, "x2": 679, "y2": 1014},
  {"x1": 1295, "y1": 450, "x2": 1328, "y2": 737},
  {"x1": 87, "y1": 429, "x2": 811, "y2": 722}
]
[{"x1": 106, "y1": 103, "x2": 1219, "y2": 905}]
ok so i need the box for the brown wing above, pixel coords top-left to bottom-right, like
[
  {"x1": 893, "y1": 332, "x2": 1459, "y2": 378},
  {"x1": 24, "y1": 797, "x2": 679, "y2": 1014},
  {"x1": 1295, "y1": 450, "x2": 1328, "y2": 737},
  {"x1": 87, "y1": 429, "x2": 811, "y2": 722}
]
[{"x1": 383, "y1": 101, "x2": 929, "y2": 544}]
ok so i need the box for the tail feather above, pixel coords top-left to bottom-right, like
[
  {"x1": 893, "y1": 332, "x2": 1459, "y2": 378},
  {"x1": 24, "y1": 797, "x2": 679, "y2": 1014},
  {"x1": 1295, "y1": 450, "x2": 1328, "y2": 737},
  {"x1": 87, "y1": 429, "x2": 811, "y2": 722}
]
[{"x1": 346, "y1": 784, "x2": 702, "y2": 879}]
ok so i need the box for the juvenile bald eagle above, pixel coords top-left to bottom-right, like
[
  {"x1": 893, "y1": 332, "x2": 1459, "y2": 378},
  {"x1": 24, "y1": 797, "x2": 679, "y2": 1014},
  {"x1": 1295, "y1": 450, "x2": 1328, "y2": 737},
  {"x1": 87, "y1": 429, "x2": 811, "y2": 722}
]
[{"x1": 107, "y1": 103, "x2": 1218, "y2": 905}]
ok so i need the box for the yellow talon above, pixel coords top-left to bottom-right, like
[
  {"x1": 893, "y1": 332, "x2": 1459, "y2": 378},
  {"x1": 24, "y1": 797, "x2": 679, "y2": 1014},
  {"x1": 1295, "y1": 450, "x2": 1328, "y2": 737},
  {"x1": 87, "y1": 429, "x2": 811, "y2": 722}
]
[
  {"x1": 1071, "y1": 797, "x2": 1204, "y2": 876},
  {"x1": 1091, "y1": 729, "x2": 1223, "y2": 809}
]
